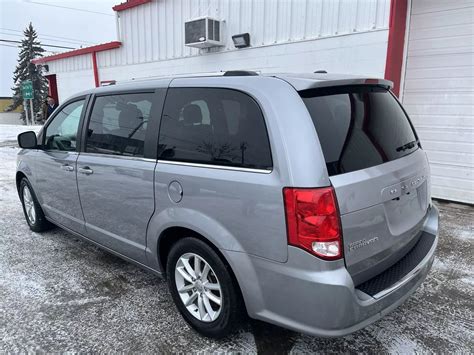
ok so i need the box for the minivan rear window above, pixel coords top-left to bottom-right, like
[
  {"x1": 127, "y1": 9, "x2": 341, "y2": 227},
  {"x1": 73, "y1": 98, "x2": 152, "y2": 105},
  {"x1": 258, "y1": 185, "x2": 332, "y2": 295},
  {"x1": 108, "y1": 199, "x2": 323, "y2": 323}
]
[{"x1": 300, "y1": 86, "x2": 419, "y2": 176}]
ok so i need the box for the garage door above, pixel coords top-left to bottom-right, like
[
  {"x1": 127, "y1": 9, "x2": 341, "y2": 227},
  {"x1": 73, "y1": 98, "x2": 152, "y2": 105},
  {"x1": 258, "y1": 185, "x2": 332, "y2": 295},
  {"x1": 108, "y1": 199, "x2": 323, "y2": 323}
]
[{"x1": 402, "y1": 0, "x2": 474, "y2": 204}]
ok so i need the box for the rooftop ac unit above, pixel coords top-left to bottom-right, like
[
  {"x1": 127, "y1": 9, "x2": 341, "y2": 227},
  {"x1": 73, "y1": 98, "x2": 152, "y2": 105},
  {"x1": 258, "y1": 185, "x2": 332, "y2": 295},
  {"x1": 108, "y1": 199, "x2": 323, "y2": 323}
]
[{"x1": 185, "y1": 17, "x2": 224, "y2": 48}]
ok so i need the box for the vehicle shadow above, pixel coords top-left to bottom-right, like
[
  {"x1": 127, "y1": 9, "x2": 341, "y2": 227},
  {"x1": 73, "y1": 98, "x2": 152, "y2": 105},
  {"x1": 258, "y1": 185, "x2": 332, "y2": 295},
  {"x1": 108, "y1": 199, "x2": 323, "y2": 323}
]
[{"x1": 249, "y1": 319, "x2": 298, "y2": 354}]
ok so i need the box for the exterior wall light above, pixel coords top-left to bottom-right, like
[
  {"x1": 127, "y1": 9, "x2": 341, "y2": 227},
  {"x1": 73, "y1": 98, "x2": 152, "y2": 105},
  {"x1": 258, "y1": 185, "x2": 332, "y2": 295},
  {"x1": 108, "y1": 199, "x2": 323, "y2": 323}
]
[{"x1": 232, "y1": 33, "x2": 250, "y2": 48}]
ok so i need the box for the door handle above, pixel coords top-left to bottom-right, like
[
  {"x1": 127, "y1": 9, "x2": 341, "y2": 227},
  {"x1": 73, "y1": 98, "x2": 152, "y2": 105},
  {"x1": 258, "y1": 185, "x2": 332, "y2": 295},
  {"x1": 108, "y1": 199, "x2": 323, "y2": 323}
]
[
  {"x1": 60, "y1": 164, "x2": 74, "y2": 172},
  {"x1": 78, "y1": 166, "x2": 93, "y2": 175}
]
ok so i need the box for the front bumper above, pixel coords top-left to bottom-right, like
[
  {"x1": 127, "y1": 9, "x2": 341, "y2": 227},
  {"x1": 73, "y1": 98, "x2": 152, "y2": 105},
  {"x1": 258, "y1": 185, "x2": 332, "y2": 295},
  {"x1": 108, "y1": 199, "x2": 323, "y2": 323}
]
[{"x1": 224, "y1": 205, "x2": 439, "y2": 337}]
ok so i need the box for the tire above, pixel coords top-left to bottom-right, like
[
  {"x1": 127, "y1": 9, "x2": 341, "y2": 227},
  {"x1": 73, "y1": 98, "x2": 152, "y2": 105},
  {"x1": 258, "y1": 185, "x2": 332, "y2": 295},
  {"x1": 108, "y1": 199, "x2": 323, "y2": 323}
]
[
  {"x1": 166, "y1": 237, "x2": 243, "y2": 338},
  {"x1": 19, "y1": 178, "x2": 53, "y2": 232}
]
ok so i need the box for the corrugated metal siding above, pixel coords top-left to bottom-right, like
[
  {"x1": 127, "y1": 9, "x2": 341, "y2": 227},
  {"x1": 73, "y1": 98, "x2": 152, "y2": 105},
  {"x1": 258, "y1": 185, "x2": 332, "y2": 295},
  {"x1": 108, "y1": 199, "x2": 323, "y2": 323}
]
[
  {"x1": 99, "y1": 29, "x2": 388, "y2": 80},
  {"x1": 44, "y1": 0, "x2": 391, "y2": 107},
  {"x1": 48, "y1": 53, "x2": 92, "y2": 73},
  {"x1": 97, "y1": 0, "x2": 390, "y2": 67},
  {"x1": 402, "y1": 0, "x2": 474, "y2": 204}
]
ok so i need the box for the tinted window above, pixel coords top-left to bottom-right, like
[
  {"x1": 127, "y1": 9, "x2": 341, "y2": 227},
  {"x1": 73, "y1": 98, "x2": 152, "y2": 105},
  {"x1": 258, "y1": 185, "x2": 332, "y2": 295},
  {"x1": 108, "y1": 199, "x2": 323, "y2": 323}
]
[
  {"x1": 44, "y1": 99, "x2": 84, "y2": 151},
  {"x1": 301, "y1": 86, "x2": 418, "y2": 176},
  {"x1": 158, "y1": 88, "x2": 272, "y2": 170},
  {"x1": 86, "y1": 93, "x2": 153, "y2": 157}
]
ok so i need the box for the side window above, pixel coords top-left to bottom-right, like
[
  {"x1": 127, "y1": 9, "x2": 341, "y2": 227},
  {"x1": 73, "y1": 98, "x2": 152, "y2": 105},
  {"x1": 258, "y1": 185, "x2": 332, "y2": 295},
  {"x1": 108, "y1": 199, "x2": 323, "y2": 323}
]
[
  {"x1": 44, "y1": 100, "x2": 84, "y2": 151},
  {"x1": 85, "y1": 93, "x2": 153, "y2": 157},
  {"x1": 158, "y1": 88, "x2": 272, "y2": 170}
]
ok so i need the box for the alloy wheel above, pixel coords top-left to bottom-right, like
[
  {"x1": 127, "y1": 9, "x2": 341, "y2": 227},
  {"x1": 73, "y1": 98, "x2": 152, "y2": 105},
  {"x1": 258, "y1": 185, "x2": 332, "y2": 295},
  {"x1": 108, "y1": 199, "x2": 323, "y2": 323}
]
[
  {"x1": 174, "y1": 252, "x2": 223, "y2": 322},
  {"x1": 23, "y1": 186, "x2": 36, "y2": 225}
]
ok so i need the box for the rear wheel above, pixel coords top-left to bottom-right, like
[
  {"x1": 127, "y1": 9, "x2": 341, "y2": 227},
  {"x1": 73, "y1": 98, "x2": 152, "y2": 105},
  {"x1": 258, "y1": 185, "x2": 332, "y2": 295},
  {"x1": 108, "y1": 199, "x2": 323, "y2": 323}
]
[
  {"x1": 166, "y1": 237, "x2": 243, "y2": 338},
  {"x1": 19, "y1": 178, "x2": 52, "y2": 232}
]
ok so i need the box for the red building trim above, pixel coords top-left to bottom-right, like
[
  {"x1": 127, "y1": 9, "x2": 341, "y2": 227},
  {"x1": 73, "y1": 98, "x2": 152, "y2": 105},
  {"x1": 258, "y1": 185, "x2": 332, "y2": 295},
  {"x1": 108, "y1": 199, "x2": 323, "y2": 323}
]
[
  {"x1": 112, "y1": 0, "x2": 151, "y2": 12},
  {"x1": 92, "y1": 52, "x2": 100, "y2": 88},
  {"x1": 384, "y1": 0, "x2": 408, "y2": 97},
  {"x1": 31, "y1": 41, "x2": 122, "y2": 64}
]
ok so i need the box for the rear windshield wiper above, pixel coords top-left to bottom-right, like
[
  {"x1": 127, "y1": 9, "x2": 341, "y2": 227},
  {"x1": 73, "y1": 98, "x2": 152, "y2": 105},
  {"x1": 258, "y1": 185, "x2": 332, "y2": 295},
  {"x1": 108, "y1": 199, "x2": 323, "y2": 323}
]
[{"x1": 396, "y1": 140, "x2": 418, "y2": 152}]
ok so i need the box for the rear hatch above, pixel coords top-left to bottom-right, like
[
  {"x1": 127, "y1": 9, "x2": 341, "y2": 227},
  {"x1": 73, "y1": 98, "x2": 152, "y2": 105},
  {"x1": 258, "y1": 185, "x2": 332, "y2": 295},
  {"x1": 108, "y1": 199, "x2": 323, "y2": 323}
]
[{"x1": 300, "y1": 85, "x2": 431, "y2": 285}]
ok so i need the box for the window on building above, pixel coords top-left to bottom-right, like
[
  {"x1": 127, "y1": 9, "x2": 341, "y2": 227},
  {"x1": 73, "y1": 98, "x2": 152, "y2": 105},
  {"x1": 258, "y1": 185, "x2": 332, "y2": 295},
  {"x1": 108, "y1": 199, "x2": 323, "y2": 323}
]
[
  {"x1": 85, "y1": 93, "x2": 153, "y2": 157},
  {"x1": 44, "y1": 99, "x2": 84, "y2": 151},
  {"x1": 158, "y1": 88, "x2": 272, "y2": 170}
]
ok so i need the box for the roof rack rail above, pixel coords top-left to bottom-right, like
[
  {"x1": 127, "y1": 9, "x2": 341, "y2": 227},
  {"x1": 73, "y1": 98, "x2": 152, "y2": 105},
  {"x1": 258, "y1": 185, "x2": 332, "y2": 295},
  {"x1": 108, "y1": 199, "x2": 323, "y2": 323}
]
[
  {"x1": 314, "y1": 70, "x2": 328, "y2": 74},
  {"x1": 223, "y1": 70, "x2": 259, "y2": 76}
]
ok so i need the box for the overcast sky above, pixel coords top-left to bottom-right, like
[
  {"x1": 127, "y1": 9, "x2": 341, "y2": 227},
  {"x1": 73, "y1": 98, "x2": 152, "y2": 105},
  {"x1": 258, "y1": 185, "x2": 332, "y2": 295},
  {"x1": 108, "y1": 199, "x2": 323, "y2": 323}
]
[{"x1": 0, "y1": 0, "x2": 118, "y2": 96}]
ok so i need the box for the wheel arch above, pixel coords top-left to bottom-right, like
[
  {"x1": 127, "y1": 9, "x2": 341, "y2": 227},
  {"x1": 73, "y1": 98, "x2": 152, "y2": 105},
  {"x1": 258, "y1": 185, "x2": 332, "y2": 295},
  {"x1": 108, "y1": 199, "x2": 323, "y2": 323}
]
[
  {"x1": 16, "y1": 171, "x2": 27, "y2": 193},
  {"x1": 157, "y1": 226, "x2": 248, "y2": 313},
  {"x1": 147, "y1": 207, "x2": 245, "y2": 270}
]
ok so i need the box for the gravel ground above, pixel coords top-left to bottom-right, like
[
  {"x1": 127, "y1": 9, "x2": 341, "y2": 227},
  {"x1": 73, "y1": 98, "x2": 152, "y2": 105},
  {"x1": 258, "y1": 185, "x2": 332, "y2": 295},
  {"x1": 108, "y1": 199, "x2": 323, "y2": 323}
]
[{"x1": 0, "y1": 133, "x2": 473, "y2": 353}]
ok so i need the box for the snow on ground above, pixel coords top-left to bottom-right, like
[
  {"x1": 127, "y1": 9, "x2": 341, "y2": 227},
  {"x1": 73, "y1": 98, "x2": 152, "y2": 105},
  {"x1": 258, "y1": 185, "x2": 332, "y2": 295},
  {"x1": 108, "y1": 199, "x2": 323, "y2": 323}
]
[
  {"x1": 0, "y1": 124, "x2": 472, "y2": 352},
  {"x1": 0, "y1": 124, "x2": 41, "y2": 143}
]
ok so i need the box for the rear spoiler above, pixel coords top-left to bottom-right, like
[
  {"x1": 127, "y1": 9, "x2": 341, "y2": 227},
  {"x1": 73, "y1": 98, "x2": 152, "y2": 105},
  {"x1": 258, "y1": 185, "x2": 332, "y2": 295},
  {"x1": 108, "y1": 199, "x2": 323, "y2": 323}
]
[{"x1": 278, "y1": 76, "x2": 394, "y2": 92}]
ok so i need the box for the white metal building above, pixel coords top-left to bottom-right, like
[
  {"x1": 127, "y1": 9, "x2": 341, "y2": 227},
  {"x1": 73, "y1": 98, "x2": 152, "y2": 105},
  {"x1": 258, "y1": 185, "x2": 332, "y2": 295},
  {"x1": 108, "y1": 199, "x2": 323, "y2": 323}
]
[
  {"x1": 34, "y1": 0, "x2": 392, "y2": 100},
  {"x1": 400, "y1": 0, "x2": 474, "y2": 203},
  {"x1": 32, "y1": 0, "x2": 474, "y2": 204}
]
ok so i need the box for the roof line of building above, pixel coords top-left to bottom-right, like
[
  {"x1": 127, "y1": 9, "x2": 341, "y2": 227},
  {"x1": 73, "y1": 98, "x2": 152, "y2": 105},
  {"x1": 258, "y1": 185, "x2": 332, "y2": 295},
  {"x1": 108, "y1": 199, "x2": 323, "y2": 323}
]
[
  {"x1": 30, "y1": 1, "x2": 151, "y2": 65},
  {"x1": 31, "y1": 41, "x2": 122, "y2": 64},
  {"x1": 112, "y1": 0, "x2": 152, "y2": 12}
]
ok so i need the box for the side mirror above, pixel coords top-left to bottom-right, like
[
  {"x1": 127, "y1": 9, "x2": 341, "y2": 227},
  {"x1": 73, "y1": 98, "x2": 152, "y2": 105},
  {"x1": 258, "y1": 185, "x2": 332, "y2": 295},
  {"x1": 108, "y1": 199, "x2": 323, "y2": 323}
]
[{"x1": 18, "y1": 131, "x2": 38, "y2": 149}]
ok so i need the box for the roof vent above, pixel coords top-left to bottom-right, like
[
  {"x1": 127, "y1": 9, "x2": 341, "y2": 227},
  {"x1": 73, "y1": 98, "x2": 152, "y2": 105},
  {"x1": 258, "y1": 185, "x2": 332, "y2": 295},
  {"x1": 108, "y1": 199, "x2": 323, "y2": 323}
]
[{"x1": 314, "y1": 70, "x2": 328, "y2": 74}]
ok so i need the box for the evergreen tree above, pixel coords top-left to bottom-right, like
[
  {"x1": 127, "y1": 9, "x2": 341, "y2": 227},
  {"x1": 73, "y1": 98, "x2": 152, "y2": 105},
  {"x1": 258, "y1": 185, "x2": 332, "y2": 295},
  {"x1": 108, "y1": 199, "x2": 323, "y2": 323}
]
[{"x1": 6, "y1": 22, "x2": 48, "y2": 123}]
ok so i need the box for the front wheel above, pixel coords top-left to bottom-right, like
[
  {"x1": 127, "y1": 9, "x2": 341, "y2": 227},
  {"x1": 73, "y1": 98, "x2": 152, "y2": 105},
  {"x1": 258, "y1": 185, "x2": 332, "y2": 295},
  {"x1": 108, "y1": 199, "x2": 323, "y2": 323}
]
[
  {"x1": 166, "y1": 237, "x2": 243, "y2": 338},
  {"x1": 19, "y1": 178, "x2": 52, "y2": 232}
]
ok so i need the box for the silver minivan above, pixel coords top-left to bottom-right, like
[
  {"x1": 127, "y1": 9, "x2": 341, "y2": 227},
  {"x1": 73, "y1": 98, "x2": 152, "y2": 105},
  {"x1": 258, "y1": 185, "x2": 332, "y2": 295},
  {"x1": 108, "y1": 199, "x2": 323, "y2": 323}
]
[{"x1": 17, "y1": 72, "x2": 438, "y2": 338}]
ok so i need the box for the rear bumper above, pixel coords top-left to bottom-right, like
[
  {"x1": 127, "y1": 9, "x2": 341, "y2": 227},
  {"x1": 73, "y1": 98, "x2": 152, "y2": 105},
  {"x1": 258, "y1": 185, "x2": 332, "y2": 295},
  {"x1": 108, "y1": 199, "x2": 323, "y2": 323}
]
[{"x1": 225, "y1": 204, "x2": 438, "y2": 337}]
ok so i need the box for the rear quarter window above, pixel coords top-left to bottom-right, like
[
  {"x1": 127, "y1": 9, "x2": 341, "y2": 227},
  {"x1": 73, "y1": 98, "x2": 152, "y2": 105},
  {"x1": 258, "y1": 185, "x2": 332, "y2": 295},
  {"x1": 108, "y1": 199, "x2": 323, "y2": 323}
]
[
  {"x1": 158, "y1": 88, "x2": 272, "y2": 170},
  {"x1": 300, "y1": 86, "x2": 419, "y2": 176}
]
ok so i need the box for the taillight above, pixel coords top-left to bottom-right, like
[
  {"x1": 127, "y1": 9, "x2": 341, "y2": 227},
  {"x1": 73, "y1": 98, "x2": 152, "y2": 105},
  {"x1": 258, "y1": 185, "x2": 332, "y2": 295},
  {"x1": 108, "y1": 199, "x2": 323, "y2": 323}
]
[{"x1": 283, "y1": 187, "x2": 343, "y2": 260}]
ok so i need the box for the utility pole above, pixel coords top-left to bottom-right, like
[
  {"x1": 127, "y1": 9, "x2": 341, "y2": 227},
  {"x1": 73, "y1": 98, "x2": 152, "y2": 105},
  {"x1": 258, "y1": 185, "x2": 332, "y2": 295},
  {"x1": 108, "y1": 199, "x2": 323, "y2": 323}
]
[
  {"x1": 23, "y1": 99, "x2": 28, "y2": 125},
  {"x1": 29, "y1": 99, "x2": 34, "y2": 125}
]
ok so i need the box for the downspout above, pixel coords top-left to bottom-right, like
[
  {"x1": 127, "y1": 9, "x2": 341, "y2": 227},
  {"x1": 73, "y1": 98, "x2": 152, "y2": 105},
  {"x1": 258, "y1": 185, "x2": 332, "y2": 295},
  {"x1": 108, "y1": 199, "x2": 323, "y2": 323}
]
[
  {"x1": 398, "y1": 0, "x2": 412, "y2": 102},
  {"x1": 92, "y1": 51, "x2": 99, "y2": 87},
  {"x1": 384, "y1": 0, "x2": 408, "y2": 97},
  {"x1": 115, "y1": 11, "x2": 121, "y2": 41},
  {"x1": 92, "y1": 9, "x2": 120, "y2": 88}
]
